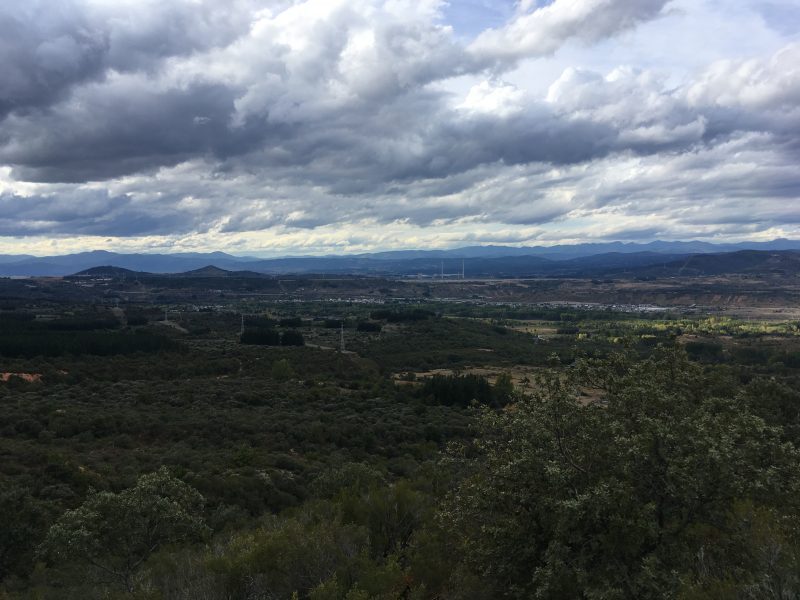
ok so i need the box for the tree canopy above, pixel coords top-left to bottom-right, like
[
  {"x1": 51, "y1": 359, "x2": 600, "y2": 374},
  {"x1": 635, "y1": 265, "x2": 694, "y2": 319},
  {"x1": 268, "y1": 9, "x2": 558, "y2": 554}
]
[
  {"x1": 41, "y1": 467, "x2": 209, "y2": 593},
  {"x1": 444, "y1": 348, "x2": 800, "y2": 599}
]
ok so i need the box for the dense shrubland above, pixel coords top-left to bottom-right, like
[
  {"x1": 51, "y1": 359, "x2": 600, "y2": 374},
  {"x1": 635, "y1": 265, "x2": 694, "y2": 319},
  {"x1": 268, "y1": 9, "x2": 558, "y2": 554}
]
[{"x1": 2, "y1": 301, "x2": 800, "y2": 598}]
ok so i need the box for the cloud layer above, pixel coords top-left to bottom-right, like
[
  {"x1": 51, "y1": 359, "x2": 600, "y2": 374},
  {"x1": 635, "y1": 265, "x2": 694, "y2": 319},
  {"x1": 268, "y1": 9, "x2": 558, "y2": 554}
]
[{"x1": 0, "y1": 0, "x2": 798, "y2": 254}]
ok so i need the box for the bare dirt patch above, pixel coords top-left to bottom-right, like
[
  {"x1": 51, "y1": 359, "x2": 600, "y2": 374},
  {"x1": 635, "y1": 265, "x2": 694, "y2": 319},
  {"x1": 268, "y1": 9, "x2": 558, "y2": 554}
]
[
  {"x1": 393, "y1": 365, "x2": 542, "y2": 389},
  {"x1": 1, "y1": 372, "x2": 42, "y2": 383}
]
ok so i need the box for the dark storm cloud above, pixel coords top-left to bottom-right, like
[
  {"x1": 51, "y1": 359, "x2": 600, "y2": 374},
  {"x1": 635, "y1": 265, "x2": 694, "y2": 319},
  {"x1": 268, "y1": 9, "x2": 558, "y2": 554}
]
[
  {"x1": 0, "y1": 188, "x2": 223, "y2": 236},
  {"x1": 0, "y1": 1, "x2": 105, "y2": 116},
  {"x1": 0, "y1": 0, "x2": 260, "y2": 118},
  {"x1": 3, "y1": 81, "x2": 279, "y2": 183},
  {"x1": 0, "y1": 0, "x2": 681, "y2": 186},
  {"x1": 0, "y1": 0, "x2": 797, "y2": 244},
  {"x1": 248, "y1": 103, "x2": 619, "y2": 193}
]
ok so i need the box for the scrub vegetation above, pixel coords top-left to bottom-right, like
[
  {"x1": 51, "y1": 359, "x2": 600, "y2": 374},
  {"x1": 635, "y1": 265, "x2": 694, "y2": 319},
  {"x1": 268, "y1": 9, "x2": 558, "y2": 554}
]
[{"x1": 2, "y1": 289, "x2": 800, "y2": 599}]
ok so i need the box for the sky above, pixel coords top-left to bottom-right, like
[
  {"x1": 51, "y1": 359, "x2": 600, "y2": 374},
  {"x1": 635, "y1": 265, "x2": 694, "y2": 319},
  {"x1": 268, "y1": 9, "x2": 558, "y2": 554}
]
[{"x1": 0, "y1": 0, "x2": 798, "y2": 256}]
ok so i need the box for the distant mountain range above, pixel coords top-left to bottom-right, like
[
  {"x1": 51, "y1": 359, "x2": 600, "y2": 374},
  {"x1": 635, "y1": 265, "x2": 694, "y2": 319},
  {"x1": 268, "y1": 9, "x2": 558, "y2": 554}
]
[{"x1": 2, "y1": 239, "x2": 800, "y2": 277}]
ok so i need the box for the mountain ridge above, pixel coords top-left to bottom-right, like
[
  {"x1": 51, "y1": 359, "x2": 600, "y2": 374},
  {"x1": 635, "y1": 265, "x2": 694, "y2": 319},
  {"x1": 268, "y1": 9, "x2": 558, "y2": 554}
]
[
  {"x1": 53, "y1": 249, "x2": 800, "y2": 280},
  {"x1": 3, "y1": 239, "x2": 800, "y2": 277}
]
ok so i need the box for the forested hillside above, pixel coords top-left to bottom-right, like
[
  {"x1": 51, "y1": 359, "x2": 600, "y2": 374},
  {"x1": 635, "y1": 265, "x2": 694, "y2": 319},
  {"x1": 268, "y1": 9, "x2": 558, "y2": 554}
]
[{"x1": 2, "y1": 296, "x2": 800, "y2": 599}]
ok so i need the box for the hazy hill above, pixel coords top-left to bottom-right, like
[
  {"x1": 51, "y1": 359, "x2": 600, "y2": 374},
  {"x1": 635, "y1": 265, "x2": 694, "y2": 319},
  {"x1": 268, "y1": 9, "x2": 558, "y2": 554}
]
[
  {"x1": 71, "y1": 266, "x2": 143, "y2": 278},
  {"x1": 360, "y1": 239, "x2": 800, "y2": 261},
  {"x1": 631, "y1": 250, "x2": 800, "y2": 278},
  {"x1": 177, "y1": 265, "x2": 267, "y2": 278},
  {"x1": 3, "y1": 240, "x2": 800, "y2": 277},
  {"x1": 0, "y1": 251, "x2": 252, "y2": 276}
]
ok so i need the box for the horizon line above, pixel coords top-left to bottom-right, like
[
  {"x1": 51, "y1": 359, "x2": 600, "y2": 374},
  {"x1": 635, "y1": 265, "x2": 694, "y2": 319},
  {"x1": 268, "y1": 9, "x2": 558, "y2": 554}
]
[{"x1": 1, "y1": 237, "x2": 799, "y2": 260}]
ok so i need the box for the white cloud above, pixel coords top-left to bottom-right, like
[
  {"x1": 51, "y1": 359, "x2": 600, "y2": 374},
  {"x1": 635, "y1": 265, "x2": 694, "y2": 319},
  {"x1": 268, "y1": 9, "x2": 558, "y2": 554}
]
[
  {"x1": 457, "y1": 80, "x2": 525, "y2": 116},
  {"x1": 0, "y1": 0, "x2": 797, "y2": 253},
  {"x1": 686, "y1": 42, "x2": 800, "y2": 111},
  {"x1": 468, "y1": 0, "x2": 672, "y2": 65}
]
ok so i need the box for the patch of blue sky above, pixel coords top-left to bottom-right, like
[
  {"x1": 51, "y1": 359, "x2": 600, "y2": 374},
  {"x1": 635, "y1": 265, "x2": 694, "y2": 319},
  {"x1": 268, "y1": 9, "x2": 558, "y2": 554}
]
[
  {"x1": 440, "y1": 0, "x2": 516, "y2": 38},
  {"x1": 756, "y1": 1, "x2": 800, "y2": 37}
]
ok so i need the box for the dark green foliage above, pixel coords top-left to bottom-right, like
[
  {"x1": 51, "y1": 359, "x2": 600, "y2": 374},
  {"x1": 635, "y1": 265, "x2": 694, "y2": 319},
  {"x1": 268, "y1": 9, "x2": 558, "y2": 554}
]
[
  {"x1": 204, "y1": 513, "x2": 371, "y2": 599},
  {"x1": 241, "y1": 327, "x2": 304, "y2": 346},
  {"x1": 364, "y1": 317, "x2": 572, "y2": 370},
  {"x1": 45, "y1": 317, "x2": 120, "y2": 331},
  {"x1": 0, "y1": 330, "x2": 178, "y2": 357},
  {"x1": 280, "y1": 330, "x2": 305, "y2": 346},
  {"x1": 370, "y1": 308, "x2": 434, "y2": 322},
  {"x1": 41, "y1": 467, "x2": 209, "y2": 593},
  {"x1": 493, "y1": 372, "x2": 514, "y2": 404},
  {"x1": 3, "y1": 296, "x2": 800, "y2": 598},
  {"x1": 246, "y1": 316, "x2": 277, "y2": 328},
  {"x1": 279, "y1": 317, "x2": 303, "y2": 328},
  {"x1": 340, "y1": 480, "x2": 430, "y2": 559},
  {"x1": 0, "y1": 313, "x2": 118, "y2": 333},
  {"x1": 742, "y1": 377, "x2": 800, "y2": 444},
  {"x1": 419, "y1": 374, "x2": 503, "y2": 407},
  {"x1": 0, "y1": 331, "x2": 471, "y2": 593},
  {"x1": 0, "y1": 487, "x2": 51, "y2": 582},
  {"x1": 685, "y1": 340, "x2": 725, "y2": 362},
  {"x1": 0, "y1": 312, "x2": 35, "y2": 325},
  {"x1": 356, "y1": 321, "x2": 382, "y2": 333},
  {"x1": 240, "y1": 328, "x2": 281, "y2": 345},
  {"x1": 271, "y1": 358, "x2": 294, "y2": 381},
  {"x1": 443, "y1": 348, "x2": 800, "y2": 599}
]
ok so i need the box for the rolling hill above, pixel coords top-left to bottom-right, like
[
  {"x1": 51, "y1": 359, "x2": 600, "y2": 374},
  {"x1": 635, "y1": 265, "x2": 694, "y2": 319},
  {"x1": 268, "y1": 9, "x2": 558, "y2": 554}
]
[{"x1": 3, "y1": 241, "x2": 800, "y2": 278}]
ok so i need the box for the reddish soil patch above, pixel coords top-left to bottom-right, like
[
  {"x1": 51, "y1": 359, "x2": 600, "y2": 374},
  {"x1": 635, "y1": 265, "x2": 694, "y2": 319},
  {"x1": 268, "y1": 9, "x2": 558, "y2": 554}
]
[{"x1": 1, "y1": 372, "x2": 42, "y2": 383}]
